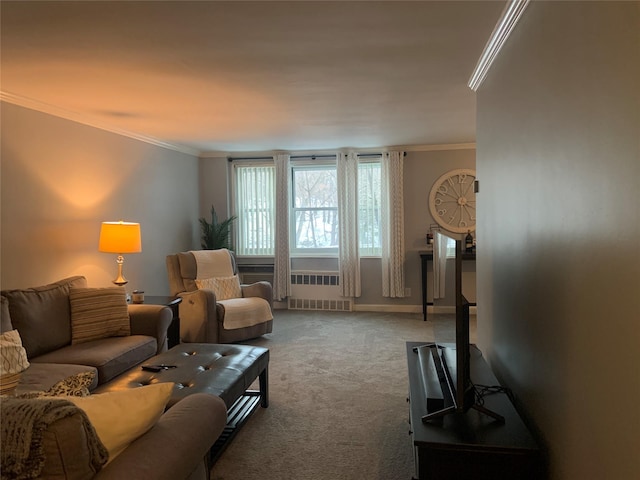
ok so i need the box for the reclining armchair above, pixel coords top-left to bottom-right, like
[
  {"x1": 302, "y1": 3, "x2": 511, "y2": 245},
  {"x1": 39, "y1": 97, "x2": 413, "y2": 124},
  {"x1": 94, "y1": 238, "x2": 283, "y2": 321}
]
[{"x1": 166, "y1": 249, "x2": 273, "y2": 344}]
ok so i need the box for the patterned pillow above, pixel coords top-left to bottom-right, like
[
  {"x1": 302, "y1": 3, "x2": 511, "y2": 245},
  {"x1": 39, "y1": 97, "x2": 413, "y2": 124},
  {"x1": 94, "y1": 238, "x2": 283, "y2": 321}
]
[
  {"x1": 70, "y1": 288, "x2": 130, "y2": 345},
  {"x1": 195, "y1": 275, "x2": 242, "y2": 300},
  {"x1": 19, "y1": 371, "x2": 96, "y2": 398},
  {"x1": 47, "y1": 371, "x2": 95, "y2": 397},
  {"x1": 0, "y1": 329, "x2": 30, "y2": 375}
]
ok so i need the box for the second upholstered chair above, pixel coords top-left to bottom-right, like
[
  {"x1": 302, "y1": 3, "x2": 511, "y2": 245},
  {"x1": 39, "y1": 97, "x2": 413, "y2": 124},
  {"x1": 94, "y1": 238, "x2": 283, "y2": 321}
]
[{"x1": 166, "y1": 249, "x2": 273, "y2": 344}]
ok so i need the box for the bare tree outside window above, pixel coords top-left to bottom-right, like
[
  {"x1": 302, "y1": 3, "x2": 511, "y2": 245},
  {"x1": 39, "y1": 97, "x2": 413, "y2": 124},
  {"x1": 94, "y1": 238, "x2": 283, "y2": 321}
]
[{"x1": 292, "y1": 167, "x2": 338, "y2": 251}]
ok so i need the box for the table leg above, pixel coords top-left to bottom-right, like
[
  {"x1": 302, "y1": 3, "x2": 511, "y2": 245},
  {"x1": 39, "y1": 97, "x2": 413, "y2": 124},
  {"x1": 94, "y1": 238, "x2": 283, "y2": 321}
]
[{"x1": 259, "y1": 366, "x2": 269, "y2": 408}]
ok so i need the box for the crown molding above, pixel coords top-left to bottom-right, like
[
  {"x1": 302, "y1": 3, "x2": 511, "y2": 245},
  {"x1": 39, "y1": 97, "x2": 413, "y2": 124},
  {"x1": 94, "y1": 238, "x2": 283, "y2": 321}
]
[
  {"x1": 0, "y1": 91, "x2": 200, "y2": 156},
  {"x1": 468, "y1": 0, "x2": 530, "y2": 92}
]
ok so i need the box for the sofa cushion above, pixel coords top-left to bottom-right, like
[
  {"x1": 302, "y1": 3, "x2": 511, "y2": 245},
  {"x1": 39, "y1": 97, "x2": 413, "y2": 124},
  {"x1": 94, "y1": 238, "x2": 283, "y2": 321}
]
[
  {"x1": 19, "y1": 371, "x2": 97, "y2": 399},
  {"x1": 1, "y1": 276, "x2": 88, "y2": 358},
  {"x1": 30, "y1": 335, "x2": 157, "y2": 385},
  {"x1": 62, "y1": 382, "x2": 174, "y2": 462},
  {"x1": 1, "y1": 296, "x2": 13, "y2": 333},
  {"x1": 16, "y1": 363, "x2": 99, "y2": 396},
  {"x1": 69, "y1": 287, "x2": 130, "y2": 345}
]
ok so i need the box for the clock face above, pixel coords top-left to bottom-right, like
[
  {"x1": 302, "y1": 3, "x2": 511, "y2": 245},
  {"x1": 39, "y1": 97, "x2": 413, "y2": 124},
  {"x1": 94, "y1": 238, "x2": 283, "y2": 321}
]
[{"x1": 429, "y1": 169, "x2": 476, "y2": 234}]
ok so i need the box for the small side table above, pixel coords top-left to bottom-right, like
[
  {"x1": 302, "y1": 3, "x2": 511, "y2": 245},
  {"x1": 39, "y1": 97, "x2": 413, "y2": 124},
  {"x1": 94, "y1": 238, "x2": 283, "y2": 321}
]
[{"x1": 143, "y1": 296, "x2": 182, "y2": 349}]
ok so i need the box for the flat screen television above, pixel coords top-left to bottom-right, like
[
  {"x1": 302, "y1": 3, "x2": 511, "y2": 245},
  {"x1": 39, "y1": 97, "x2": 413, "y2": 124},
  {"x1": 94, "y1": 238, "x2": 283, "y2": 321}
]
[{"x1": 415, "y1": 230, "x2": 503, "y2": 422}]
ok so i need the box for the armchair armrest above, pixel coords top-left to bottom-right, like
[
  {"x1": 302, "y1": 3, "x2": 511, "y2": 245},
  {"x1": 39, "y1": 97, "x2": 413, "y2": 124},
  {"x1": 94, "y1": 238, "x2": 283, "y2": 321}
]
[
  {"x1": 241, "y1": 281, "x2": 273, "y2": 308},
  {"x1": 128, "y1": 304, "x2": 173, "y2": 353},
  {"x1": 94, "y1": 393, "x2": 227, "y2": 480},
  {"x1": 177, "y1": 290, "x2": 221, "y2": 343}
]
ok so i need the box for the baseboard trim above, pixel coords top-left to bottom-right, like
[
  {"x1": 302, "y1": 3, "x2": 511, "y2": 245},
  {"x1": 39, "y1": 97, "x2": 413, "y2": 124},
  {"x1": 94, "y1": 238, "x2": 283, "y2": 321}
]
[
  {"x1": 275, "y1": 302, "x2": 477, "y2": 315},
  {"x1": 353, "y1": 304, "x2": 478, "y2": 315}
]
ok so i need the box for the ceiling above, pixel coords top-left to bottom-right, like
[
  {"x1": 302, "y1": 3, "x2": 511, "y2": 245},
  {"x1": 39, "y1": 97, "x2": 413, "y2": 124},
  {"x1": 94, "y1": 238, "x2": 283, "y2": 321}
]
[{"x1": 0, "y1": 1, "x2": 505, "y2": 155}]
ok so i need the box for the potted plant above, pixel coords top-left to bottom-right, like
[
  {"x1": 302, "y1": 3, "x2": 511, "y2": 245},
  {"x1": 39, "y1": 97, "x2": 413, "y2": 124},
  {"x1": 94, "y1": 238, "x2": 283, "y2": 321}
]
[{"x1": 199, "y1": 206, "x2": 237, "y2": 250}]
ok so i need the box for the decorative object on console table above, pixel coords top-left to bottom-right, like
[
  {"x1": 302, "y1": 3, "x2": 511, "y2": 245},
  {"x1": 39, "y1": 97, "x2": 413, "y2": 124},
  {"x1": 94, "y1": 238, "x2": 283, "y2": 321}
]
[
  {"x1": 98, "y1": 221, "x2": 142, "y2": 286},
  {"x1": 144, "y1": 296, "x2": 182, "y2": 348},
  {"x1": 429, "y1": 169, "x2": 476, "y2": 234},
  {"x1": 465, "y1": 230, "x2": 474, "y2": 252}
]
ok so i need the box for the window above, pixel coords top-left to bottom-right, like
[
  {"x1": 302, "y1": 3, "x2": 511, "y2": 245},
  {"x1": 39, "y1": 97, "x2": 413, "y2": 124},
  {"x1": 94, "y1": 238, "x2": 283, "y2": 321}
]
[
  {"x1": 291, "y1": 164, "x2": 338, "y2": 254},
  {"x1": 358, "y1": 160, "x2": 381, "y2": 256},
  {"x1": 234, "y1": 156, "x2": 383, "y2": 257},
  {"x1": 446, "y1": 237, "x2": 456, "y2": 258},
  {"x1": 234, "y1": 164, "x2": 275, "y2": 256}
]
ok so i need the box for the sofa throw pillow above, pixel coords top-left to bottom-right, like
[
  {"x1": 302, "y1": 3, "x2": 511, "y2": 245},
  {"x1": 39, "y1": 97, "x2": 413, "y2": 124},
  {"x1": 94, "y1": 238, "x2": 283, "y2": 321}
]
[
  {"x1": 60, "y1": 382, "x2": 174, "y2": 462},
  {"x1": 195, "y1": 275, "x2": 242, "y2": 300},
  {"x1": 1, "y1": 276, "x2": 88, "y2": 358},
  {"x1": 0, "y1": 329, "x2": 30, "y2": 375},
  {"x1": 70, "y1": 287, "x2": 130, "y2": 345}
]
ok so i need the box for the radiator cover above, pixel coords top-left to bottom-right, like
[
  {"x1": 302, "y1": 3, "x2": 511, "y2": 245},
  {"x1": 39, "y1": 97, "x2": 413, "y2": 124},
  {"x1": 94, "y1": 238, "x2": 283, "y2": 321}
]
[{"x1": 289, "y1": 271, "x2": 352, "y2": 312}]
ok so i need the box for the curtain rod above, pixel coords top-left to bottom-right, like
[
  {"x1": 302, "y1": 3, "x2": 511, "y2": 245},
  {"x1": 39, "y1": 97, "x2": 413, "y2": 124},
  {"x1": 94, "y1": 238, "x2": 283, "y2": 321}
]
[{"x1": 227, "y1": 152, "x2": 405, "y2": 162}]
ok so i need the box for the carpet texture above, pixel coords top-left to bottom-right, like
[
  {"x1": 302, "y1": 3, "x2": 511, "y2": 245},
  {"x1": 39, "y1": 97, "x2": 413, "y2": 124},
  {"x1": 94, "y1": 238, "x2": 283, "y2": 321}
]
[{"x1": 211, "y1": 310, "x2": 476, "y2": 480}]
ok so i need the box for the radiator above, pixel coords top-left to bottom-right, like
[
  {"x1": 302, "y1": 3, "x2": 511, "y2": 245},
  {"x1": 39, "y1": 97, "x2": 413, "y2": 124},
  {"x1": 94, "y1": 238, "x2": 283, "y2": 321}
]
[{"x1": 288, "y1": 271, "x2": 352, "y2": 312}]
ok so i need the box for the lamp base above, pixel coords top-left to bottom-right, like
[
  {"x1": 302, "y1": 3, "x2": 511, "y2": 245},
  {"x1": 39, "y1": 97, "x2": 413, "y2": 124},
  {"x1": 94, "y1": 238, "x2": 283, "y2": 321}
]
[{"x1": 112, "y1": 255, "x2": 129, "y2": 286}]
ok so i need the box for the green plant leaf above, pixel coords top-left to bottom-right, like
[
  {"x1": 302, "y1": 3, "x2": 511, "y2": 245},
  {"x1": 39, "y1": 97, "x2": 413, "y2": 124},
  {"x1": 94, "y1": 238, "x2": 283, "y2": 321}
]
[{"x1": 199, "y1": 205, "x2": 237, "y2": 250}]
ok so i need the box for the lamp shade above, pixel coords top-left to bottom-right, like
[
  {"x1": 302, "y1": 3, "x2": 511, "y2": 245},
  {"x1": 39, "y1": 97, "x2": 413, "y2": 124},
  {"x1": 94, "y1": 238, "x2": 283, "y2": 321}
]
[{"x1": 99, "y1": 221, "x2": 142, "y2": 254}]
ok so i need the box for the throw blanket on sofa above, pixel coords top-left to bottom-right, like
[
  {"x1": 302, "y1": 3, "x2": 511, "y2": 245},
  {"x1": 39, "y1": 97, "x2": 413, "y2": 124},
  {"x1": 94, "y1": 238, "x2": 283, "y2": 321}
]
[{"x1": 0, "y1": 397, "x2": 108, "y2": 479}]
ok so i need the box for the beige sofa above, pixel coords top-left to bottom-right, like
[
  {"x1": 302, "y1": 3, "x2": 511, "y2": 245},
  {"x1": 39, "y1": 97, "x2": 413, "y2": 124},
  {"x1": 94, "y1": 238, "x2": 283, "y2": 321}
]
[{"x1": 1, "y1": 277, "x2": 228, "y2": 479}]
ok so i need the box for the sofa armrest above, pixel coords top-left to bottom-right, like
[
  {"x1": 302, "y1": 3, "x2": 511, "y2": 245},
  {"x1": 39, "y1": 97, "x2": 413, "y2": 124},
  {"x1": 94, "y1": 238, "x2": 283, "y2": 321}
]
[
  {"x1": 177, "y1": 290, "x2": 220, "y2": 343},
  {"x1": 241, "y1": 281, "x2": 273, "y2": 308},
  {"x1": 128, "y1": 304, "x2": 173, "y2": 353},
  {"x1": 93, "y1": 393, "x2": 227, "y2": 480}
]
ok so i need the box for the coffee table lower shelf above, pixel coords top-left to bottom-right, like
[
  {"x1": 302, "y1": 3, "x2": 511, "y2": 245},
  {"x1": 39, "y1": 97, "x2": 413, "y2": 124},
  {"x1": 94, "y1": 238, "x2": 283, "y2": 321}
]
[{"x1": 209, "y1": 390, "x2": 263, "y2": 465}]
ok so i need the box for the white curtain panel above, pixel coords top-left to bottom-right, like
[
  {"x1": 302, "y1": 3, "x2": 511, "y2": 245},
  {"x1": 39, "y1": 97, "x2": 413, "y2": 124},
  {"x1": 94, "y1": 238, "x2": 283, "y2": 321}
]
[
  {"x1": 381, "y1": 151, "x2": 406, "y2": 298},
  {"x1": 433, "y1": 231, "x2": 448, "y2": 299},
  {"x1": 273, "y1": 154, "x2": 291, "y2": 301},
  {"x1": 337, "y1": 152, "x2": 361, "y2": 298}
]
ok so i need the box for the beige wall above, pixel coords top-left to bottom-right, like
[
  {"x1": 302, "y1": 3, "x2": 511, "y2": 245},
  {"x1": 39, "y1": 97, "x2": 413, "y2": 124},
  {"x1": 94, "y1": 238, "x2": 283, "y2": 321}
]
[
  {"x1": 1, "y1": 103, "x2": 476, "y2": 306},
  {"x1": 390, "y1": 148, "x2": 477, "y2": 310},
  {"x1": 1, "y1": 102, "x2": 201, "y2": 294},
  {"x1": 476, "y1": 2, "x2": 639, "y2": 478},
  {"x1": 199, "y1": 148, "x2": 477, "y2": 310}
]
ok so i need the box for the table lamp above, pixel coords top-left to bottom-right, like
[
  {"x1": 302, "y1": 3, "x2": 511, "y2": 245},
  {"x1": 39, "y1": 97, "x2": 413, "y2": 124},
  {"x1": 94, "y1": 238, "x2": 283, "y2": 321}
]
[{"x1": 99, "y1": 221, "x2": 142, "y2": 286}]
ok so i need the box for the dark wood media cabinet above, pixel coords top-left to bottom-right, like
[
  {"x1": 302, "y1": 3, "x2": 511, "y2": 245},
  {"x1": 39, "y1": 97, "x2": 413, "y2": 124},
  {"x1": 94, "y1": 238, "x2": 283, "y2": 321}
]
[{"x1": 406, "y1": 342, "x2": 541, "y2": 480}]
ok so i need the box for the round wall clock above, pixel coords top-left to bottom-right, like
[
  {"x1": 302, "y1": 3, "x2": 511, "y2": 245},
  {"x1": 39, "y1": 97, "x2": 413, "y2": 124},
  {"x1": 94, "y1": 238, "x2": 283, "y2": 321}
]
[{"x1": 428, "y1": 168, "x2": 476, "y2": 234}]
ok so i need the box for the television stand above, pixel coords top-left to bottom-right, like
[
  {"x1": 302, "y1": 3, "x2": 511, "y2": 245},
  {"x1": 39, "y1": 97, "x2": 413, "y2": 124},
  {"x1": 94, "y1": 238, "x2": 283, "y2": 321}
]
[
  {"x1": 407, "y1": 342, "x2": 541, "y2": 480},
  {"x1": 423, "y1": 402, "x2": 505, "y2": 423}
]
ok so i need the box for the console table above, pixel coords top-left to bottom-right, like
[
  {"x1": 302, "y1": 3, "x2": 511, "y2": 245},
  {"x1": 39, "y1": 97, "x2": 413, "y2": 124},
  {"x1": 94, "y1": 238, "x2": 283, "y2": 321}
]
[
  {"x1": 406, "y1": 342, "x2": 541, "y2": 480},
  {"x1": 419, "y1": 250, "x2": 475, "y2": 321}
]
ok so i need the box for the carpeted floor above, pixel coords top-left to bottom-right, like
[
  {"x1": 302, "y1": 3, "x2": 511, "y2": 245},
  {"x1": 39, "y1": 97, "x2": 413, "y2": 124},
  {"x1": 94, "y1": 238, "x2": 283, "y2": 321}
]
[{"x1": 210, "y1": 309, "x2": 476, "y2": 480}]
